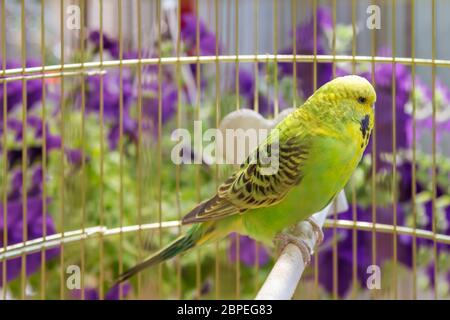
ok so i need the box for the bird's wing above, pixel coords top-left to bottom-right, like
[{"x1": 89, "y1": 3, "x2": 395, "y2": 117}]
[{"x1": 182, "y1": 128, "x2": 311, "y2": 224}]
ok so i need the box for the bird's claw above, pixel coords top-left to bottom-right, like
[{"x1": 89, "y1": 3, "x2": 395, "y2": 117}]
[
  {"x1": 306, "y1": 217, "x2": 324, "y2": 249},
  {"x1": 274, "y1": 233, "x2": 312, "y2": 265}
]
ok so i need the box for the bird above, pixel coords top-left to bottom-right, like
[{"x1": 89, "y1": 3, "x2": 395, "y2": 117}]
[{"x1": 116, "y1": 75, "x2": 376, "y2": 283}]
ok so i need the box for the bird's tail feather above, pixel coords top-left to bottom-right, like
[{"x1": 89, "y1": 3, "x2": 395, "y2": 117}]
[
  {"x1": 116, "y1": 231, "x2": 197, "y2": 284},
  {"x1": 117, "y1": 234, "x2": 195, "y2": 283}
]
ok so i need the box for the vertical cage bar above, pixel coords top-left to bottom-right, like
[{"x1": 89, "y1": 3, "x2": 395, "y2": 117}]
[
  {"x1": 176, "y1": 0, "x2": 183, "y2": 300},
  {"x1": 20, "y1": 0, "x2": 28, "y2": 300},
  {"x1": 234, "y1": 0, "x2": 239, "y2": 111},
  {"x1": 253, "y1": 0, "x2": 260, "y2": 295},
  {"x1": 370, "y1": 0, "x2": 378, "y2": 301},
  {"x1": 254, "y1": 0, "x2": 260, "y2": 113},
  {"x1": 195, "y1": 0, "x2": 202, "y2": 299},
  {"x1": 59, "y1": 0, "x2": 66, "y2": 300},
  {"x1": 273, "y1": 0, "x2": 278, "y2": 117},
  {"x1": 40, "y1": 0, "x2": 47, "y2": 300},
  {"x1": 391, "y1": 0, "x2": 398, "y2": 300},
  {"x1": 292, "y1": 0, "x2": 297, "y2": 109},
  {"x1": 214, "y1": 0, "x2": 221, "y2": 299},
  {"x1": 350, "y1": 0, "x2": 358, "y2": 299},
  {"x1": 224, "y1": 0, "x2": 231, "y2": 90},
  {"x1": 135, "y1": 0, "x2": 143, "y2": 296},
  {"x1": 331, "y1": 0, "x2": 338, "y2": 301},
  {"x1": 157, "y1": 0, "x2": 164, "y2": 298},
  {"x1": 98, "y1": 0, "x2": 105, "y2": 300},
  {"x1": 431, "y1": 0, "x2": 438, "y2": 301},
  {"x1": 207, "y1": 0, "x2": 212, "y2": 25},
  {"x1": 410, "y1": 0, "x2": 417, "y2": 300},
  {"x1": 80, "y1": 0, "x2": 86, "y2": 301},
  {"x1": 1, "y1": 0, "x2": 7, "y2": 301},
  {"x1": 312, "y1": 0, "x2": 318, "y2": 299},
  {"x1": 118, "y1": 0, "x2": 124, "y2": 300},
  {"x1": 234, "y1": 0, "x2": 240, "y2": 300}
]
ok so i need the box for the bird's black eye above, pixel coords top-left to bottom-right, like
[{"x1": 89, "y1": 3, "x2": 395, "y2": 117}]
[{"x1": 358, "y1": 96, "x2": 367, "y2": 104}]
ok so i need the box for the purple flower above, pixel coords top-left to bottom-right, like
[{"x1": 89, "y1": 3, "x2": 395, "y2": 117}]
[
  {"x1": 0, "y1": 59, "x2": 44, "y2": 119},
  {"x1": 234, "y1": 68, "x2": 278, "y2": 115},
  {"x1": 89, "y1": 30, "x2": 120, "y2": 59},
  {"x1": 107, "y1": 116, "x2": 137, "y2": 150},
  {"x1": 360, "y1": 51, "x2": 412, "y2": 167},
  {"x1": 7, "y1": 166, "x2": 45, "y2": 202},
  {"x1": 84, "y1": 69, "x2": 136, "y2": 150},
  {"x1": 72, "y1": 282, "x2": 132, "y2": 300},
  {"x1": 2, "y1": 116, "x2": 61, "y2": 150},
  {"x1": 396, "y1": 161, "x2": 426, "y2": 202},
  {"x1": 317, "y1": 204, "x2": 412, "y2": 297},
  {"x1": 65, "y1": 148, "x2": 84, "y2": 166},
  {"x1": 229, "y1": 233, "x2": 270, "y2": 267},
  {"x1": 30, "y1": 167, "x2": 43, "y2": 195},
  {"x1": 180, "y1": 14, "x2": 220, "y2": 95},
  {"x1": 278, "y1": 7, "x2": 333, "y2": 100},
  {"x1": 425, "y1": 263, "x2": 450, "y2": 291},
  {"x1": 141, "y1": 81, "x2": 178, "y2": 127},
  {"x1": 426, "y1": 263, "x2": 436, "y2": 289},
  {"x1": 0, "y1": 116, "x2": 61, "y2": 168},
  {"x1": 181, "y1": 14, "x2": 219, "y2": 56},
  {"x1": 85, "y1": 70, "x2": 134, "y2": 120},
  {"x1": 0, "y1": 196, "x2": 59, "y2": 286}
]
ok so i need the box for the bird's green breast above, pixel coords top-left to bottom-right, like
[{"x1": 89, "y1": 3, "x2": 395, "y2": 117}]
[{"x1": 239, "y1": 130, "x2": 362, "y2": 244}]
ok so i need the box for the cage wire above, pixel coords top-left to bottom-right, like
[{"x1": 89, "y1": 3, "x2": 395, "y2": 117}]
[{"x1": 0, "y1": 0, "x2": 450, "y2": 300}]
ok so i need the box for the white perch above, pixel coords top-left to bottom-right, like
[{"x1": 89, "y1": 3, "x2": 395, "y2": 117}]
[{"x1": 255, "y1": 190, "x2": 349, "y2": 300}]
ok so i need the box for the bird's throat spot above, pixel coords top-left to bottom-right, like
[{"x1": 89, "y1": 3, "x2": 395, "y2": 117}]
[
  {"x1": 360, "y1": 114, "x2": 370, "y2": 140},
  {"x1": 359, "y1": 114, "x2": 371, "y2": 149}
]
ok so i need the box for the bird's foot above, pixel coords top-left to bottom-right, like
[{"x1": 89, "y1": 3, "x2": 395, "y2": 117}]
[
  {"x1": 306, "y1": 217, "x2": 324, "y2": 248},
  {"x1": 274, "y1": 232, "x2": 311, "y2": 265}
]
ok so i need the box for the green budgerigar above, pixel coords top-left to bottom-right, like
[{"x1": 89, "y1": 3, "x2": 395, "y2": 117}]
[{"x1": 117, "y1": 75, "x2": 376, "y2": 282}]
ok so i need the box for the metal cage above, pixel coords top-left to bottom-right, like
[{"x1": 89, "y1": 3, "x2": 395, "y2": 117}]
[{"x1": 1, "y1": 0, "x2": 450, "y2": 300}]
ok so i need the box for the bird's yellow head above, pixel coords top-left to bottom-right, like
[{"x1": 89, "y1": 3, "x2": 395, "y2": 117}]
[
  {"x1": 298, "y1": 75, "x2": 376, "y2": 150},
  {"x1": 320, "y1": 75, "x2": 376, "y2": 116},
  {"x1": 306, "y1": 75, "x2": 376, "y2": 138}
]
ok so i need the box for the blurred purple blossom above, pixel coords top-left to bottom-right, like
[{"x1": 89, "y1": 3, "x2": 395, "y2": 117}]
[
  {"x1": 0, "y1": 59, "x2": 44, "y2": 119},
  {"x1": 235, "y1": 68, "x2": 275, "y2": 115},
  {"x1": 65, "y1": 148, "x2": 84, "y2": 166},
  {"x1": 85, "y1": 70, "x2": 134, "y2": 120},
  {"x1": 89, "y1": 30, "x2": 120, "y2": 59},
  {"x1": 0, "y1": 116, "x2": 62, "y2": 168},
  {"x1": 229, "y1": 233, "x2": 270, "y2": 267},
  {"x1": 181, "y1": 14, "x2": 219, "y2": 56},
  {"x1": 278, "y1": 7, "x2": 333, "y2": 100},
  {"x1": 84, "y1": 28, "x2": 183, "y2": 149},
  {"x1": 0, "y1": 196, "x2": 59, "y2": 286},
  {"x1": 397, "y1": 161, "x2": 425, "y2": 202},
  {"x1": 181, "y1": 14, "x2": 220, "y2": 93},
  {"x1": 142, "y1": 81, "x2": 178, "y2": 128},
  {"x1": 317, "y1": 205, "x2": 412, "y2": 297},
  {"x1": 7, "y1": 165, "x2": 45, "y2": 202},
  {"x1": 426, "y1": 263, "x2": 450, "y2": 292},
  {"x1": 360, "y1": 52, "x2": 412, "y2": 168},
  {"x1": 0, "y1": 56, "x2": 61, "y2": 287},
  {"x1": 84, "y1": 69, "x2": 137, "y2": 150},
  {"x1": 107, "y1": 116, "x2": 138, "y2": 150}
]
